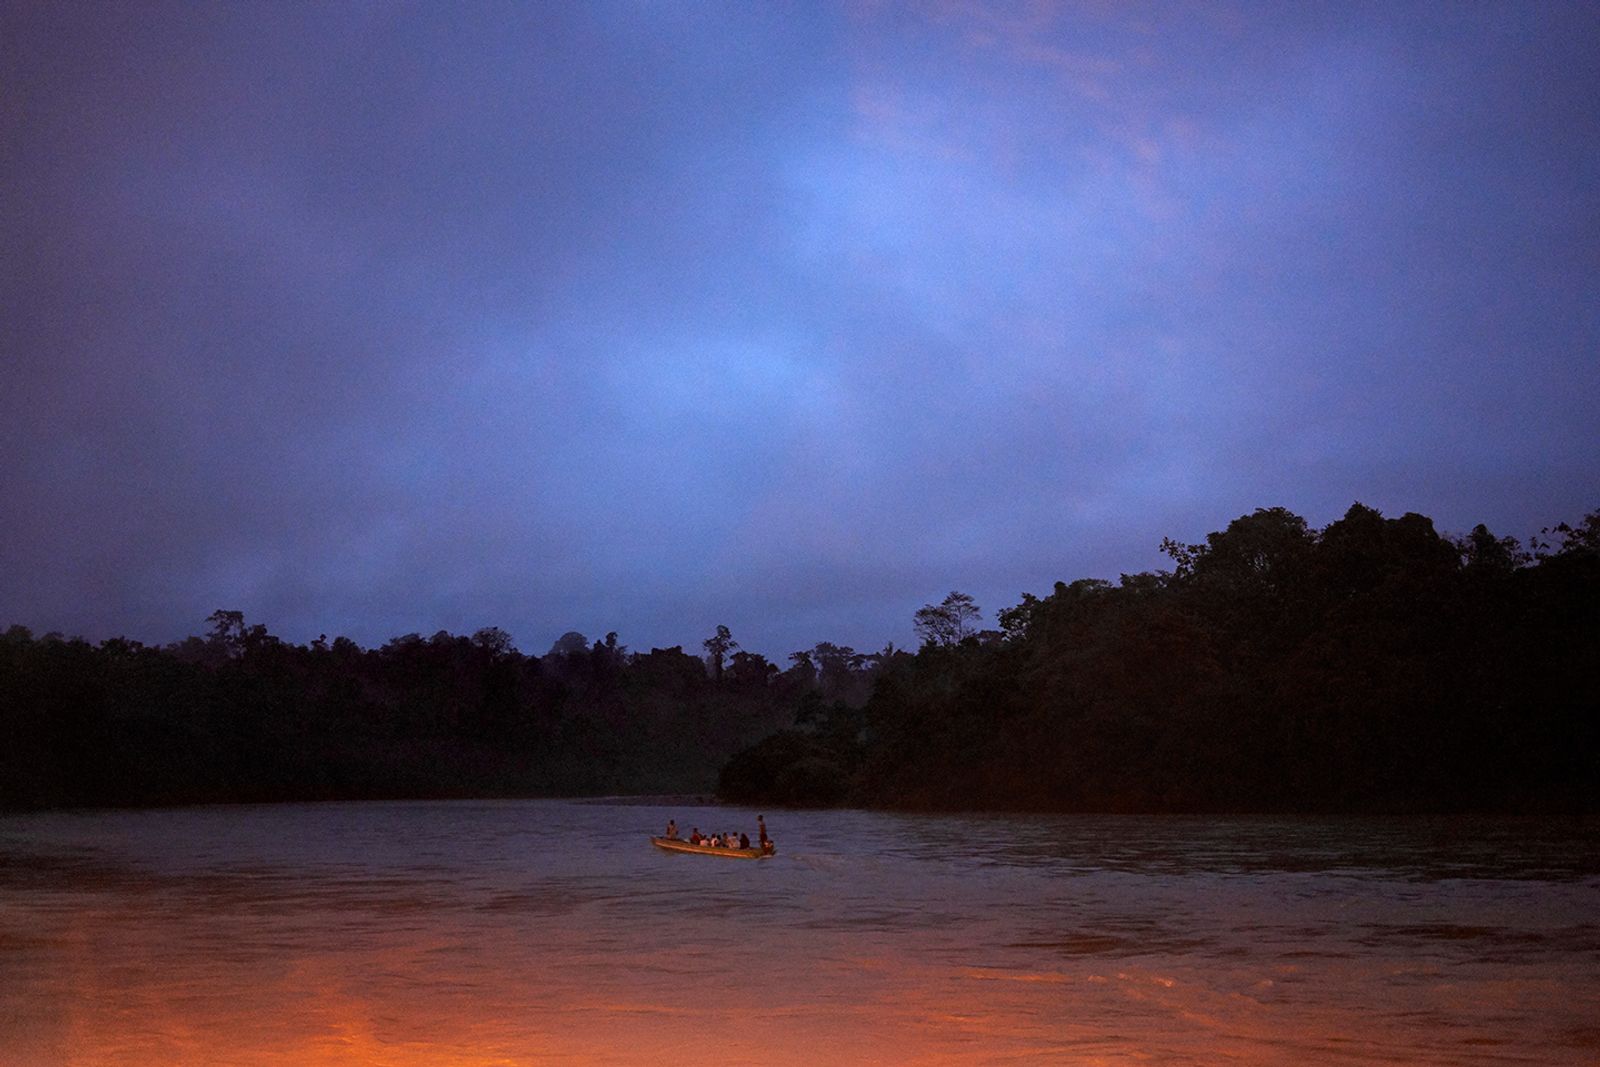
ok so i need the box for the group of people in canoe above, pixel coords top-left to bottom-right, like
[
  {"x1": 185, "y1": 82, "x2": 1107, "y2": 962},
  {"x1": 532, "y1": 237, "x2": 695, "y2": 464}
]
[{"x1": 664, "y1": 815, "x2": 774, "y2": 854}]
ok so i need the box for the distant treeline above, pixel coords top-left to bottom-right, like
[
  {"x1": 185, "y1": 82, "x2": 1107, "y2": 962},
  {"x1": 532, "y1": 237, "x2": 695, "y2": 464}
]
[
  {"x1": 721, "y1": 503, "x2": 1599, "y2": 814},
  {"x1": 0, "y1": 616, "x2": 885, "y2": 810},
  {"x1": 4, "y1": 502, "x2": 1595, "y2": 814}
]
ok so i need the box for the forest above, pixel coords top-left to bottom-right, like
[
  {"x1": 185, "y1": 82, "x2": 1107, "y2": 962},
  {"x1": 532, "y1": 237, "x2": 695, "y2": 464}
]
[
  {"x1": 0, "y1": 611, "x2": 882, "y2": 810},
  {"x1": 721, "y1": 502, "x2": 1599, "y2": 813},
  {"x1": 2, "y1": 502, "x2": 1595, "y2": 813}
]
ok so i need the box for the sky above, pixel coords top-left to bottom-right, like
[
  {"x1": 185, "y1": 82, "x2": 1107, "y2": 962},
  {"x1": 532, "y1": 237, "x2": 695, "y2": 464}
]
[{"x1": 4, "y1": 1, "x2": 1598, "y2": 659}]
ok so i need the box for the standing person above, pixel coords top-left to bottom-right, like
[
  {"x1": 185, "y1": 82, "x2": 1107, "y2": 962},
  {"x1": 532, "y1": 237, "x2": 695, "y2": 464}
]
[
  {"x1": 757, "y1": 815, "x2": 774, "y2": 854},
  {"x1": 666, "y1": 819, "x2": 677, "y2": 839}
]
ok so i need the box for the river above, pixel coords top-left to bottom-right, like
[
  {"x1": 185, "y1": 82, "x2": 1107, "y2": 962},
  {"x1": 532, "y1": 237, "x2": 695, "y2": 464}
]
[{"x1": 1, "y1": 800, "x2": 1596, "y2": 1065}]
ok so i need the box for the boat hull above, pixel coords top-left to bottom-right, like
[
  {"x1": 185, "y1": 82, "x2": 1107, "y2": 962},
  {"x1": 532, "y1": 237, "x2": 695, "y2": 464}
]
[{"x1": 650, "y1": 836, "x2": 774, "y2": 859}]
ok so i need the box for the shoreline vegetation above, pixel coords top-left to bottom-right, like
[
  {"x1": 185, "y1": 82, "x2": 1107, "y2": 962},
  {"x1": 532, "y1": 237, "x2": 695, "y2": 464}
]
[{"x1": 3, "y1": 502, "x2": 1595, "y2": 815}]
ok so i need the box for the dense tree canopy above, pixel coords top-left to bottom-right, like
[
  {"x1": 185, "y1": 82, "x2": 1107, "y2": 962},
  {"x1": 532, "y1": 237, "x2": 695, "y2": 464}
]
[
  {"x1": 5, "y1": 502, "x2": 1594, "y2": 814},
  {"x1": 0, "y1": 618, "x2": 883, "y2": 810},
  {"x1": 722, "y1": 503, "x2": 1599, "y2": 814}
]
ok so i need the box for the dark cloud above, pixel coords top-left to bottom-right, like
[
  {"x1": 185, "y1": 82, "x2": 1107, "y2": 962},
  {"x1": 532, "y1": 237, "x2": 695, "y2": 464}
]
[{"x1": 4, "y1": 1, "x2": 1597, "y2": 656}]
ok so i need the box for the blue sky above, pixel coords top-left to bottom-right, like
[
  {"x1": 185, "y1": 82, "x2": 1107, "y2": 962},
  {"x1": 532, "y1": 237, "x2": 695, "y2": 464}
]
[{"x1": 4, "y1": 1, "x2": 1597, "y2": 657}]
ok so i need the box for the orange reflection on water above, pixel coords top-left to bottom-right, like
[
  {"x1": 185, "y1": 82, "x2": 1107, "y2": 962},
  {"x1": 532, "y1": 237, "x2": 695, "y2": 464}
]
[
  {"x1": 14, "y1": 911, "x2": 1600, "y2": 1067},
  {"x1": 7, "y1": 818, "x2": 1600, "y2": 1067}
]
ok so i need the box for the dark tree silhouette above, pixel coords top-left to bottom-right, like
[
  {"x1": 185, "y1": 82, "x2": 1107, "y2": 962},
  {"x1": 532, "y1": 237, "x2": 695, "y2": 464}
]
[
  {"x1": 703, "y1": 624, "x2": 738, "y2": 683},
  {"x1": 912, "y1": 591, "x2": 982, "y2": 647},
  {"x1": 4, "y1": 503, "x2": 1594, "y2": 815},
  {"x1": 722, "y1": 504, "x2": 1599, "y2": 814}
]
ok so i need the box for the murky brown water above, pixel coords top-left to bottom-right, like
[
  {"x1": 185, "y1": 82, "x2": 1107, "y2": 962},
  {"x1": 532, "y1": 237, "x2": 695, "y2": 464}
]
[{"x1": 2, "y1": 800, "x2": 1596, "y2": 1065}]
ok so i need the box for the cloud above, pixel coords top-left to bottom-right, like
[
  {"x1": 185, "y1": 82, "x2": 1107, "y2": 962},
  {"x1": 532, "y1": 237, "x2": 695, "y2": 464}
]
[{"x1": 3, "y1": 1, "x2": 1597, "y2": 655}]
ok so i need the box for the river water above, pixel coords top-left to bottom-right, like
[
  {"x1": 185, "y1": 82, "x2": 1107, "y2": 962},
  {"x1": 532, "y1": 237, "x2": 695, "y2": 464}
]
[{"x1": 1, "y1": 800, "x2": 1596, "y2": 1065}]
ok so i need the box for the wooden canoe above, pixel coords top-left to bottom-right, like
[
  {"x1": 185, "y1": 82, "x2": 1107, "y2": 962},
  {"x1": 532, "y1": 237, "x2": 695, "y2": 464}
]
[{"x1": 650, "y1": 836, "x2": 774, "y2": 859}]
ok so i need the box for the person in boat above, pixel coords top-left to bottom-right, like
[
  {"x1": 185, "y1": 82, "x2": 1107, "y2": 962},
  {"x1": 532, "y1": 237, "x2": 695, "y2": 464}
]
[
  {"x1": 690, "y1": 828, "x2": 702, "y2": 845},
  {"x1": 739, "y1": 832, "x2": 750, "y2": 849},
  {"x1": 757, "y1": 815, "x2": 770, "y2": 848},
  {"x1": 666, "y1": 819, "x2": 677, "y2": 839}
]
